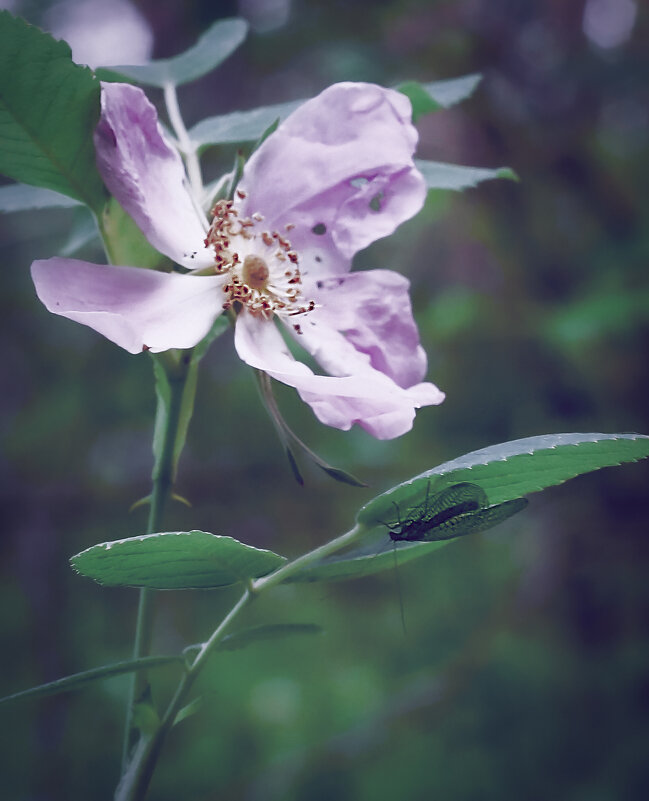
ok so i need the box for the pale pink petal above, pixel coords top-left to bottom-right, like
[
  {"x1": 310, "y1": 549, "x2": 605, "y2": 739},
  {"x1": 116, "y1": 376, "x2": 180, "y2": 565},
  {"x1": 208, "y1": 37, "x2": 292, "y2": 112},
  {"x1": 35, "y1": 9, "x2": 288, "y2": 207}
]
[
  {"x1": 302, "y1": 268, "x2": 430, "y2": 388},
  {"x1": 237, "y1": 82, "x2": 426, "y2": 275},
  {"x1": 31, "y1": 258, "x2": 225, "y2": 353},
  {"x1": 234, "y1": 311, "x2": 443, "y2": 439},
  {"x1": 95, "y1": 82, "x2": 213, "y2": 270}
]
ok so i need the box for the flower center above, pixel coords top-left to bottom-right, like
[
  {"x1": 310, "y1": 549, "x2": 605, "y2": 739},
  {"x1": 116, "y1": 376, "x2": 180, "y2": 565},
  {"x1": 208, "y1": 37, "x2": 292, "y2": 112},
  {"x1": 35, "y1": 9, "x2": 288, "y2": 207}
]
[
  {"x1": 203, "y1": 192, "x2": 314, "y2": 328},
  {"x1": 242, "y1": 254, "x2": 269, "y2": 290}
]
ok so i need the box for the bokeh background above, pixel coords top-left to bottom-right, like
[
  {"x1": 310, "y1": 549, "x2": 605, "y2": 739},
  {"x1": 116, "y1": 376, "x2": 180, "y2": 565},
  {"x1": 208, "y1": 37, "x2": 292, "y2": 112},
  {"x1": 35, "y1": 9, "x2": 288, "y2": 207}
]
[{"x1": 1, "y1": 1, "x2": 648, "y2": 799}]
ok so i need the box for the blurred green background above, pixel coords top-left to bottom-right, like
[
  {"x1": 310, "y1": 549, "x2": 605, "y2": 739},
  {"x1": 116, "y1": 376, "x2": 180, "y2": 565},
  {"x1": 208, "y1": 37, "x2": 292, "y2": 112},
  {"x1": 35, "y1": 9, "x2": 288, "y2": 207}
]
[{"x1": 1, "y1": 1, "x2": 648, "y2": 799}]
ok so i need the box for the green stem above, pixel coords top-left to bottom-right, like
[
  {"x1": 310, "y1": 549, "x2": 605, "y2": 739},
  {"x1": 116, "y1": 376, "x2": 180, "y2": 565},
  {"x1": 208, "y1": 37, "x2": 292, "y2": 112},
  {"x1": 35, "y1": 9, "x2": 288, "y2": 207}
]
[
  {"x1": 163, "y1": 82, "x2": 205, "y2": 215},
  {"x1": 116, "y1": 590, "x2": 252, "y2": 801},
  {"x1": 121, "y1": 352, "x2": 193, "y2": 771},
  {"x1": 252, "y1": 523, "x2": 364, "y2": 592},
  {"x1": 116, "y1": 523, "x2": 366, "y2": 800}
]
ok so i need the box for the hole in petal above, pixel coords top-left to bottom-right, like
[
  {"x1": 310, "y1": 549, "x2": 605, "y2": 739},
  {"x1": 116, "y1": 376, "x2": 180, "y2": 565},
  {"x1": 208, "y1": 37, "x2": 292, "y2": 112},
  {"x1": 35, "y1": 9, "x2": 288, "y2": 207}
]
[
  {"x1": 312, "y1": 223, "x2": 327, "y2": 235},
  {"x1": 350, "y1": 176, "x2": 369, "y2": 188},
  {"x1": 369, "y1": 192, "x2": 384, "y2": 212}
]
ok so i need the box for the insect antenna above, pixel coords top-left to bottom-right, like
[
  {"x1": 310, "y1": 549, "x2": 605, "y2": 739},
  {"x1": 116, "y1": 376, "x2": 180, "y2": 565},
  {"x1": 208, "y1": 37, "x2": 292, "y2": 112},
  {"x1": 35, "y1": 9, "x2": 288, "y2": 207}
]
[{"x1": 393, "y1": 540, "x2": 407, "y2": 635}]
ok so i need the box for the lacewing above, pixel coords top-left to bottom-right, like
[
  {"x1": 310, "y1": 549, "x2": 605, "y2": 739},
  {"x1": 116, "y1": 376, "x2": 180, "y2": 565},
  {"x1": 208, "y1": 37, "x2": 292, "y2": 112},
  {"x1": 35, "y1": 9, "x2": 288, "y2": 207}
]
[{"x1": 385, "y1": 481, "x2": 528, "y2": 543}]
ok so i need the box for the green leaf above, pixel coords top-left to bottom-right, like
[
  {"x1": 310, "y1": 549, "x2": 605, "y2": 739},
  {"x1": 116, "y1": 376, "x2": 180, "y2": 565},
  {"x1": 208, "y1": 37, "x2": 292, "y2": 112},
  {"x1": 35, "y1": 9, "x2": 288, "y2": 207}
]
[
  {"x1": 415, "y1": 159, "x2": 518, "y2": 191},
  {"x1": 0, "y1": 655, "x2": 183, "y2": 706},
  {"x1": 60, "y1": 209, "x2": 101, "y2": 256},
  {"x1": 290, "y1": 498, "x2": 528, "y2": 584},
  {"x1": 96, "y1": 18, "x2": 248, "y2": 88},
  {"x1": 218, "y1": 623, "x2": 323, "y2": 652},
  {"x1": 422, "y1": 74, "x2": 483, "y2": 108},
  {"x1": 70, "y1": 530, "x2": 287, "y2": 589},
  {"x1": 0, "y1": 182, "x2": 83, "y2": 212},
  {"x1": 359, "y1": 433, "x2": 649, "y2": 529},
  {"x1": 190, "y1": 99, "x2": 304, "y2": 148},
  {"x1": 289, "y1": 538, "x2": 455, "y2": 583},
  {"x1": 0, "y1": 11, "x2": 105, "y2": 212},
  {"x1": 291, "y1": 432, "x2": 649, "y2": 583},
  {"x1": 173, "y1": 697, "x2": 202, "y2": 727},
  {"x1": 398, "y1": 74, "x2": 482, "y2": 121},
  {"x1": 100, "y1": 197, "x2": 167, "y2": 269}
]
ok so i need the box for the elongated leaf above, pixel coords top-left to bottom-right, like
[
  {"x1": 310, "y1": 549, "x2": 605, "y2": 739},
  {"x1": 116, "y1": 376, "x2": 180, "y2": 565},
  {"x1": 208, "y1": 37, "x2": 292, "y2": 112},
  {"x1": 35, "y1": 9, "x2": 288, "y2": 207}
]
[
  {"x1": 291, "y1": 499, "x2": 529, "y2": 584},
  {"x1": 0, "y1": 655, "x2": 182, "y2": 706},
  {"x1": 174, "y1": 697, "x2": 202, "y2": 727},
  {"x1": 359, "y1": 433, "x2": 649, "y2": 529},
  {"x1": 291, "y1": 432, "x2": 649, "y2": 583},
  {"x1": 190, "y1": 99, "x2": 304, "y2": 148},
  {"x1": 218, "y1": 623, "x2": 323, "y2": 651},
  {"x1": 97, "y1": 18, "x2": 248, "y2": 88},
  {"x1": 415, "y1": 159, "x2": 517, "y2": 191},
  {"x1": 0, "y1": 182, "x2": 82, "y2": 212},
  {"x1": 290, "y1": 538, "x2": 455, "y2": 583},
  {"x1": 0, "y1": 11, "x2": 105, "y2": 212},
  {"x1": 60, "y1": 210, "x2": 100, "y2": 256},
  {"x1": 71, "y1": 530, "x2": 287, "y2": 589},
  {"x1": 398, "y1": 74, "x2": 482, "y2": 120}
]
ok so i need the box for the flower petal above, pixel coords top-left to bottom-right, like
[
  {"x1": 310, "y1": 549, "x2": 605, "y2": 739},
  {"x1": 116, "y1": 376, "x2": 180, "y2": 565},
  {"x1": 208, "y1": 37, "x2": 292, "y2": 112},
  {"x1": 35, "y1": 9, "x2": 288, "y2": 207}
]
[
  {"x1": 31, "y1": 258, "x2": 225, "y2": 353},
  {"x1": 302, "y1": 269, "x2": 430, "y2": 388},
  {"x1": 234, "y1": 311, "x2": 443, "y2": 439},
  {"x1": 95, "y1": 82, "x2": 213, "y2": 269},
  {"x1": 237, "y1": 82, "x2": 426, "y2": 274}
]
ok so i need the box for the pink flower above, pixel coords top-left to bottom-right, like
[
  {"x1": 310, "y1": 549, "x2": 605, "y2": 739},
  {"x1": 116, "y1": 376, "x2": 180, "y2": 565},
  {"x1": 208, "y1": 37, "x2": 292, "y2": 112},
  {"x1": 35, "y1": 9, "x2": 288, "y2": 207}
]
[{"x1": 31, "y1": 82, "x2": 444, "y2": 438}]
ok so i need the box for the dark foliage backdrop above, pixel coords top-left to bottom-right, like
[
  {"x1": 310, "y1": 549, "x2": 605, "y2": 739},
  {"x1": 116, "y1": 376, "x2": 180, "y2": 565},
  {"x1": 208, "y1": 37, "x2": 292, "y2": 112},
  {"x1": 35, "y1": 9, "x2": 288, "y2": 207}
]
[{"x1": 1, "y1": 1, "x2": 647, "y2": 799}]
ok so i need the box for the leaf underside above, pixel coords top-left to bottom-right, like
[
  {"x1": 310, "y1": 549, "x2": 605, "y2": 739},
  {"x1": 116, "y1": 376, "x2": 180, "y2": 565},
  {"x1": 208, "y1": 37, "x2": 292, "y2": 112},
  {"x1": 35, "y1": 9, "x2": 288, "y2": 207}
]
[
  {"x1": 96, "y1": 18, "x2": 248, "y2": 88},
  {"x1": 415, "y1": 159, "x2": 517, "y2": 191},
  {"x1": 291, "y1": 433, "x2": 649, "y2": 583}
]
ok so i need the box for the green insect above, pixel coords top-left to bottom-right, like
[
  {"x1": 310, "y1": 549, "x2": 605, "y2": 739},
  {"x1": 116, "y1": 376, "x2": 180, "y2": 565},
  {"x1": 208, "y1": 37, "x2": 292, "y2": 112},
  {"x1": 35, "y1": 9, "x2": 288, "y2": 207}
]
[{"x1": 385, "y1": 481, "x2": 528, "y2": 543}]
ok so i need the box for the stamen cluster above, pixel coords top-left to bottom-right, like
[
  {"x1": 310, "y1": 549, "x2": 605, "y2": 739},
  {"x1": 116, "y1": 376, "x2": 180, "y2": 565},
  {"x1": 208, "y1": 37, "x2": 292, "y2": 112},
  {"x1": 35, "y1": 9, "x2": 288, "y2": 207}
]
[{"x1": 204, "y1": 191, "x2": 314, "y2": 327}]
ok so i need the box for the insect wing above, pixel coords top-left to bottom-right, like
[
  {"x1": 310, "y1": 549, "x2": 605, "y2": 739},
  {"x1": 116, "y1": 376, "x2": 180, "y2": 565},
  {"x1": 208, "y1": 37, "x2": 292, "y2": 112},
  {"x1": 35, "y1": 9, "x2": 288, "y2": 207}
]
[
  {"x1": 428, "y1": 497, "x2": 529, "y2": 541},
  {"x1": 389, "y1": 482, "x2": 487, "y2": 542}
]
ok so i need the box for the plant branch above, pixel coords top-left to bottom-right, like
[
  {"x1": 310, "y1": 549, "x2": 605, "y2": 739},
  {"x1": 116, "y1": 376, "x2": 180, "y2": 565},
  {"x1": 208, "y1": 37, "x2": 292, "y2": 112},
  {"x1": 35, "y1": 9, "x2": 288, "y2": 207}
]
[
  {"x1": 116, "y1": 520, "x2": 366, "y2": 799},
  {"x1": 121, "y1": 351, "x2": 193, "y2": 770},
  {"x1": 163, "y1": 82, "x2": 205, "y2": 219}
]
